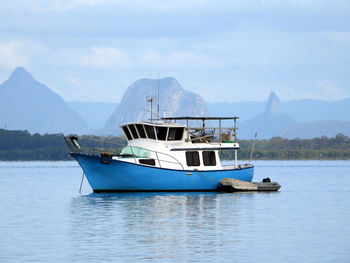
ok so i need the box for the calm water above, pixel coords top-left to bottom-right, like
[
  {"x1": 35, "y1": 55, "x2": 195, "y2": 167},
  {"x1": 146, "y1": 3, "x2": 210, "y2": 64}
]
[{"x1": 0, "y1": 161, "x2": 349, "y2": 262}]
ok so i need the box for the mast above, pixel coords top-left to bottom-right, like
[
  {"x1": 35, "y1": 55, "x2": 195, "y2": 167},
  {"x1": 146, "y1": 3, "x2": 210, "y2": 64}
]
[
  {"x1": 157, "y1": 73, "x2": 160, "y2": 121},
  {"x1": 234, "y1": 118, "x2": 238, "y2": 168},
  {"x1": 147, "y1": 72, "x2": 153, "y2": 122}
]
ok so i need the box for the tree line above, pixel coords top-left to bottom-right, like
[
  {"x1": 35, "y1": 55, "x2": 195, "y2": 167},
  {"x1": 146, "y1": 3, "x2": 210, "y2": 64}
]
[
  {"x1": 0, "y1": 129, "x2": 125, "y2": 161},
  {"x1": 221, "y1": 133, "x2": 350, "y2": 160},
  {"x1": 0, "y1": 129, "x2": 349, "y2": 160}
]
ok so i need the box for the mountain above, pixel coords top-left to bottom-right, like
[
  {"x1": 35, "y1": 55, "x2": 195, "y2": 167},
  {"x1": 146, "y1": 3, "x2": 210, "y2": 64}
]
[
  {"x1": 207, "y1": 98, "x2": 350, "y2": 123},
  {"x1": 0, "y1": 67, "x2": 90, "y2": 134},
  {"x1": 283, "y1": 98, "x2": 350, "y2": 122},
  {"x1": 238, "y1": 92, "x2": 298, "y2": 139},
  {"x1": 67, "y1": 101, "x2": 118, "y2": 130},
  {"x1": 280, "y1": 121, "x2": 350, "y2": 139},
  {"x1": 102, "y1": 77, "x2": 208, "y2": 135}
]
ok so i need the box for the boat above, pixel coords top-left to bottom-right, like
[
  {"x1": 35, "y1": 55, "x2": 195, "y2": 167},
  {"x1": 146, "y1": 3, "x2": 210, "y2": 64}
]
[{"x1": 65, "y1": 116, "x2": 254, "y2": 192}]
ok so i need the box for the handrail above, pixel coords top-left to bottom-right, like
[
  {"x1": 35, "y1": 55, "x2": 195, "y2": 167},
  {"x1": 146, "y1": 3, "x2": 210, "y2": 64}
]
[
  {"x1": 126, "y1": 146, "x2": 184, "y2": 170},
  {"x1": 155, "y1": 152, "x2": 161, "y2": 168},
  {"x1": 129, "y1": 146, "x2": 137, "y2": 164},
  {"x1": 64, "y1": 136, "x2": 185, "y2": 170},
  {"x1": 186, "y1": 126, "x2": 236, "y2": 143}
]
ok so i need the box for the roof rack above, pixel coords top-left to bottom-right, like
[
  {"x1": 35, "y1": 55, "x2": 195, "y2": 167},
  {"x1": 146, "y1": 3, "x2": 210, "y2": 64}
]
[
  {"x1": 160, "y1": 116, "x2": 239, "y2": 144},
  {"x1": 161, "y1": 116, "x2": 239, "y2": 120}
]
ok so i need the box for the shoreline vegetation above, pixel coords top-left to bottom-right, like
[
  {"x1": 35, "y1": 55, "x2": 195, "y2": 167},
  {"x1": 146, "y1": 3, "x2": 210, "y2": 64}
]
[{"x1": 0, "y1": 129, "x2": 349, "y2": 161}]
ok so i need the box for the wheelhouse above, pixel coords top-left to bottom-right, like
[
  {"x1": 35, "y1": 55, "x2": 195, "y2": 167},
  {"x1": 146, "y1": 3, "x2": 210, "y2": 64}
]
[
  {"x1": 121, "y1": 123, "x2": 185, "y2": 142},
  {"x1": 117, "y1": 117, "x2": 242, "y2": 171}
]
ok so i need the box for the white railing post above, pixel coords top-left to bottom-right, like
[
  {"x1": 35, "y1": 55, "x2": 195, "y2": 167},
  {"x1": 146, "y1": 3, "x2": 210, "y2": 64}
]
[
  {"x1": 234, "y1": 149, "x2": 238, "y2": 168},
  {"x1": 155, "y1": 152, "x2": 161, "y2": 168}
]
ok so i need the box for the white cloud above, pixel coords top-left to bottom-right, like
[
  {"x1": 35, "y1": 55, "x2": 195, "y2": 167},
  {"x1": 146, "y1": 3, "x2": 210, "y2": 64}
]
[
  {"x1": 72, "y1": 47, "x2": 132, "y2": 70},
  {"x1": 4, "y1": 0, "x2": 349, "y2": 13},
  {"x1": 140, "y1": 49, "x2": 218, "y2": 70},
  {"x1": 315, "y1": 80, "x2": 347, "y2": 101},
  {"x1": 67, "y1": 76, "x2": 82, "y2": 86},
  {"x1": 0, "y1": 41, "x2": 29, "y2": 70},
  {"x1": 0, "y1": 0, "x2": 349, "y2": 103},
  {"x1": 56, "y1": 45, "x2": 218, "y2": 71}
]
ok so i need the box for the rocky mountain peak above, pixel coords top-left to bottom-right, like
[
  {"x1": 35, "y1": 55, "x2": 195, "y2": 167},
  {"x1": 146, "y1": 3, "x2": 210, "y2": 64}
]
[
  {"x1": 102, "y1": 77, "x2": 208, "y2": 135},
  {"x1": 0, "y1": 67, "x2": 90, "y2": 134},
  {"x1": 265, "y1": 91, "x2": 283, "y2": 114},
  {"x1": 6, "y1": 66, "x2": 36, "y2": 85}
]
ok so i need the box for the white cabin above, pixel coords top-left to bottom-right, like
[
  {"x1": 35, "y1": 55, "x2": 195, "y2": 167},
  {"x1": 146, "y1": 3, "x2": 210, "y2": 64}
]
[{"x1": 116, "y1": 117, "x2": 240, "y2": 171}]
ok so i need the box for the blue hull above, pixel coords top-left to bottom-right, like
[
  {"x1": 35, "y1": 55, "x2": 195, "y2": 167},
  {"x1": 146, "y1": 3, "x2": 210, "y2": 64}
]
[{"x1": 72, "y1": 153, "x2": 254, "y2": 192}]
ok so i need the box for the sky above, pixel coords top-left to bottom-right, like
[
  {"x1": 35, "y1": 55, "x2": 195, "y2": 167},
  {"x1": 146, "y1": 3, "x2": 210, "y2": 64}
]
[{"x1": 0, "y1": 0, "x2": 349, "y2": 103}]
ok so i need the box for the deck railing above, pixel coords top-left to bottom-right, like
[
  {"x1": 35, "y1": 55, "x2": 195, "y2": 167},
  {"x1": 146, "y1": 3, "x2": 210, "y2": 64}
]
[
  {"x1": 64, "y1": 136, "x2": 185, "y2": 170},
  {"x1": 128, "y1": 146, "x2": 185, "y2": 170}
]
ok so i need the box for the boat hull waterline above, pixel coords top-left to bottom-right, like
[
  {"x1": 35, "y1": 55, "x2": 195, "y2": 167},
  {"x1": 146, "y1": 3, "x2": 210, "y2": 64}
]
[{"x1": 72, "y1": 153, "x2": 254, "y2": 192}]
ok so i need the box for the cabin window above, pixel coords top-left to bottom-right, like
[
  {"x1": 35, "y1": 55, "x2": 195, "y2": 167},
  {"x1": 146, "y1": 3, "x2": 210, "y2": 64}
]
[
  {"x1": 202, "y1": 151, "x2": 216, "y2": 166},
  {"x1": 155, "y1": 126, "x2": 167, "y2": 141},
  {"x1": 186, "y1": 151, "x2": 200, "y2": 166},
  {"x1": 139, "y1": 159, "x2": 156, "y2": 166},
  {"x1": 136, "y1": 124, "x2": 147, "y2": 138},
  {"x1": 128, "y1": 124, "x2": 139, "y2": 139},
  {"x1": 168, "y1": 127, "x2": 184, "y2": 141},
  {"x1": 122, "y1": 126, "x2": 132, "y2": 140},
  {"x1": 144, "y1": 125, "x2": 156, "y2": 139}
]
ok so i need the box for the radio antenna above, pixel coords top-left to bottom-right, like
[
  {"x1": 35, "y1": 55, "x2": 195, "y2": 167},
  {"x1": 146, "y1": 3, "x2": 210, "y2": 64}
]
[
  {"x1": 149, "y1": 72, "x2": 153, "y2": 122},
  {"x1": 157, "y1": 73, "x2": 160, "y2": 121}
]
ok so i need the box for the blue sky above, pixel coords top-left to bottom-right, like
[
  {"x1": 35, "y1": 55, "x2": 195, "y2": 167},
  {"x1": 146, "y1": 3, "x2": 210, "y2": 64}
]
[{"x1": 0, "y1": 0, "x2": 349, "y2": 103}]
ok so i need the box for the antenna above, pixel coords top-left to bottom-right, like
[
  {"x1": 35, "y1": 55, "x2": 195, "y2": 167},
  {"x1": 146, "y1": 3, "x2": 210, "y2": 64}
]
[
  {"x1": 149, "y1": 72, "x2": 152, "y2": 122},
  {"x1": 147, "y1": 97, "x2": 153, "y2": 122},
  {"x1": 157, "y1": 73, "x2": 160, "y2": 121}
]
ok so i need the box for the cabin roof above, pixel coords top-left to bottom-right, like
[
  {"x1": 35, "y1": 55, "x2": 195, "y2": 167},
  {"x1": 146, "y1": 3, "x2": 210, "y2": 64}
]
[
  {"x1": 161, "y1": 116, "x2": 239, "y2": 120},
  {"x1": 120, "y1": 121, "x2": 186, "y2": 128}
]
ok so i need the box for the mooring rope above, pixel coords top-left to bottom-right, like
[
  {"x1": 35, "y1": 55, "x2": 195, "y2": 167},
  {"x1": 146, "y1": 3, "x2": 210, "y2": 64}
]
[
  {"x1": 196, "y1": 170, "x2": 218, "y2": 184},
  {"x1": 79, "y1": 172, "x2": 85, "y2": 194}
]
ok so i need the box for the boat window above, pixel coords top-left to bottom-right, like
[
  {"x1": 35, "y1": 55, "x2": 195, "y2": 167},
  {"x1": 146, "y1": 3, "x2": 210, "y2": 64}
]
[
  {"x1": 202, "y1": 151, "x2": 216, "y2": 166},
  {"x1": 144, "y1": 125, "x2": 156, "y2": 139},
  {"x1": 186, "y1": 151, "x2": 200, "y2": 166},
  {"x1": 139, "y1": 159, "x2": 156, "y2": 166},
  {"x1": 136, "y1": 124, "x2": 147, "y2": 138},
  {"x1": 168, "y1": 127, "x2": 184, "y2": 141},
  {"x1": 122, "y1": 126, "x2": 133, "y2": 140},
  {"x1": 128, "y1": 124, "x2": 139, "y2": 139},
  {"x1": 155, "y1": 126, "x2": 167, "y2": 141}
]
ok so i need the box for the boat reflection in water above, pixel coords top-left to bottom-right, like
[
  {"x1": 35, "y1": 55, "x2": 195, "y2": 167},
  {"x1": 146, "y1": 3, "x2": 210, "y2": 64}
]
[{"x1": 69, "y1": 192, "x2": 258, "y2": 262}]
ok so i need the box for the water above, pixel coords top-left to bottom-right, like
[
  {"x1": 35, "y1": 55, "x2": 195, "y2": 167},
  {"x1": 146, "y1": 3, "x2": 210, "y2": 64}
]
[{"x1": 0, "y1": 161, "x2": 349, "y2": 262}]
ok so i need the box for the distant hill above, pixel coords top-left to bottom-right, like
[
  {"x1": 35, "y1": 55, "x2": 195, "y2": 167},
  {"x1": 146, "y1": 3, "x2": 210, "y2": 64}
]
[
  {"x1": 67, "y1": 101, "x2": 117, "y2": 130},
  {"x1": 238, "y1": 92, "x2": 298, "y2": 139},
  {"x1": 102, "y1": 77, "x2": 208, "y2": 135},
  {"x1": 280, "y1": 121, "x2": 350, "y2": 139},
  {"x1": 283, "y1": 98, "x2": 350, "y2": 122},
  {"x1": 0, "y1": 67, "x2": 90, "y2": 134},
  {"x1": 207, "y1": 93, "x2": 350, "y2": 139},
  {"x1": 207, "y1": 98, "x2": 350, "y2": 122}
]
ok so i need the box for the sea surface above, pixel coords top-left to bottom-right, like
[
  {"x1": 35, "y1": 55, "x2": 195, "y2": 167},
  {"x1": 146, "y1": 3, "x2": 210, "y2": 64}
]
[{"x1": 0, "y1": 160, "x2": 349, "y2": 262}]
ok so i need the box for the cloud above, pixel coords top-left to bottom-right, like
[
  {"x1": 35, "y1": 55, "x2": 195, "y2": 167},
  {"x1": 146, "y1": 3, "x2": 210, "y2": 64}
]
[
  {"x1": 315, "y1": 80, "x2": 348, "y2": 101},
  {"x1": 0, "y1": 0, "x2": 122, "y2": 13},
  {"x1": 0, "y1": 1, "x2": 349, "y2": 103},
  {"x1": 3, "y1": 0, "x2": 350, "y2": 14},
  {"x1": 70, "y1": 47, "x2": 132, "y2": 70},
  {"x1": 0, "y1": 41, "x2": 29, "y2": 70},
  {"x1": 140, "y1": 49, "x2": 218, "y2": 70},
  {"x1": 67, "y1": 76, "x2": 82, "y2": 86},
  {"x1": 57, "y1": 45, "x2": 218, "y2": 71}
]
